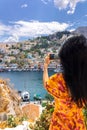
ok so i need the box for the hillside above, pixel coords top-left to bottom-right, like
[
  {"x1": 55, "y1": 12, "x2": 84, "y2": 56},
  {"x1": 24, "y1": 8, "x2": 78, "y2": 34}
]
[
  {"x1": 0, "y1": 78, "x2": 22, "y2": 119},
  {"x1": 0, "y1": 26, "x2": 87, "y2": 71},
  {"x1": 73, "y1": 26, "x2": 87, "y2": 38},
  {"x1": 0, "y1": 30, "x2": 71, "y2": 71}
]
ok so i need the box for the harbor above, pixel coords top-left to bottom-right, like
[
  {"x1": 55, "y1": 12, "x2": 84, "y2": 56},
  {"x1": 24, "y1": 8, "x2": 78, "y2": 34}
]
[{"x1": 0, "y1": 70, "x2": 55, "y2": 101}]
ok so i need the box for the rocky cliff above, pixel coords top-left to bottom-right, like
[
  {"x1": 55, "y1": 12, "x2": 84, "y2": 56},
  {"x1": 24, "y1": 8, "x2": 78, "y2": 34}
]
[{"x1": 0, "y1": 78, "x2": 22, "y2": 121}]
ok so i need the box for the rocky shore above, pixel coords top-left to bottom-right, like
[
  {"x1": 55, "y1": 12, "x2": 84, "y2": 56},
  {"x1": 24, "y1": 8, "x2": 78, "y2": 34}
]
[{"x1": 0, "y1": 78, "x2": 43, "y2": 130}]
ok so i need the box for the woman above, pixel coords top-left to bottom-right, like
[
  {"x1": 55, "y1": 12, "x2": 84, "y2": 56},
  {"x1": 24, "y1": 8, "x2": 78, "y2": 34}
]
[{"x1": 43, "y1": 35, "x2": 87, "y2": 130}]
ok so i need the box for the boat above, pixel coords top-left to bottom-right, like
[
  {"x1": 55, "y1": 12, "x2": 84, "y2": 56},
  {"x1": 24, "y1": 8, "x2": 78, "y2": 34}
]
[
  {"x1": 19, "y1": 91, "x2": 30, "y2": 102},
  {"x1": 54, "y1": 64, "x2": 63, "y2": 73},
  {"x1": 33, "y1": 94, "x2": 42, "y2": 103}
]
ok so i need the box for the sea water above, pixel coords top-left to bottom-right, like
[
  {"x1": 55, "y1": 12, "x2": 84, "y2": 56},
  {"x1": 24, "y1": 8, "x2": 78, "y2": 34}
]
[{"x1": 0, "y1": 71, "x2": 54, "y2": 101}]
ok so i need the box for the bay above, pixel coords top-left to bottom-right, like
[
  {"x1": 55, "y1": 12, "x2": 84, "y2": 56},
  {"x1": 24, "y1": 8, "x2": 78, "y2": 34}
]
[{"x1": 0, "y1": 70, "x2": 54, "y2": 101}]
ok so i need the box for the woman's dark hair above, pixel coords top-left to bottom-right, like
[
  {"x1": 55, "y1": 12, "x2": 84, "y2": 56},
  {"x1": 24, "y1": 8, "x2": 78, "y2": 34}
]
[{"x1": 59, "y1": 35, "x2": 87, "y2": 107}]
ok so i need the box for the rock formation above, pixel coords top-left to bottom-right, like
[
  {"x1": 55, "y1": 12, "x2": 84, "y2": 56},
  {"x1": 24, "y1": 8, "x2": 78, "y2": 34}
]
[{"x1": 0, "y1": 78, "x2": 22, "y2": 121}]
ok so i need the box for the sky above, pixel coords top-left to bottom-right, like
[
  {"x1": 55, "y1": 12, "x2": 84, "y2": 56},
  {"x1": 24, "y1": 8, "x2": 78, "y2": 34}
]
[{"x1": 0, "y1": 0, "x2": 87, "y2": 43}]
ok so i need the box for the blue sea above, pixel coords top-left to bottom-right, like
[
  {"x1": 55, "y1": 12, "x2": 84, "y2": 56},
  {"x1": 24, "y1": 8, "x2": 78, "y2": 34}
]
[{"x1": 0, "y1": 71, "x2": 54, "y2": 101}]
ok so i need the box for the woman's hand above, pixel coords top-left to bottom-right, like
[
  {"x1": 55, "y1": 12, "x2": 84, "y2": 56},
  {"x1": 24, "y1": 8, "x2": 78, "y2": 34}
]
[
  {"x1": 43, "y1": 54, "x2": 50, "y2": 87},
  {"x1": 44, "y1": 54, "x2": 51, "y2": 69}
]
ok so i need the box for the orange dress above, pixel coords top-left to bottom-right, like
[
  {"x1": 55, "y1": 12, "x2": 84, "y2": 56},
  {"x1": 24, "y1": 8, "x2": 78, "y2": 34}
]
[{"x1": 45, "y1": 73, "x2": 86, "y2": 130}]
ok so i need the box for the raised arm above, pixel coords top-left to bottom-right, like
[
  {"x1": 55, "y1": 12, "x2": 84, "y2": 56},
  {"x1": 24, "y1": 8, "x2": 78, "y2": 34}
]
[{"x1": 43, "y1": 54, "x2": 51, "y2": 88}]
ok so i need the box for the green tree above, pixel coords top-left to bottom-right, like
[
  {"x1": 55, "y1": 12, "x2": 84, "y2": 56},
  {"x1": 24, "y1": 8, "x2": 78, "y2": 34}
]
[{"x1": 45, "y1": 93, "x2": 54, "y2": 101}]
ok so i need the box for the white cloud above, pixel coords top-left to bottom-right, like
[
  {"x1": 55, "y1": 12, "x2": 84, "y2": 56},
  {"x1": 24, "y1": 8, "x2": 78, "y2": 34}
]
[
  {"x1": 41, "y1": 0, "x2": 52, "y2": 4},
  {"x1": 85, "y1": 14, "x2": 87, "y2": 17},
  {"x1": 0, "y1": 23, "x2": 12, "y2": 36},
  {"x1": 69, "y1": 28, "x2": 75, "y2": 32},
  {"x1": 0, "y1": 21, "x2": 69, "y2": 42},
  {"x1": 21, "y1": 4, "x2": 28, "y2": 8},
  {"x1": 4, "y1": 35, "x2": 19, "y2": 43},
  {"x1": 41, "y1": 0, "x2": 48, "y2": 4},
  {"x1": 54, "y1": 0, "x2": 86, "y2": 14}
]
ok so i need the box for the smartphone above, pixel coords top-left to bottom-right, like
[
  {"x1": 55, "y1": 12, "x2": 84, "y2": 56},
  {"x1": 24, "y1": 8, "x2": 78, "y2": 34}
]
[
  {"x1": 49, "y1": 54, "x2": 59, "y2": 60},
  {"x1": 49, "y1": 54, "x2": 55, "y2": 60}
]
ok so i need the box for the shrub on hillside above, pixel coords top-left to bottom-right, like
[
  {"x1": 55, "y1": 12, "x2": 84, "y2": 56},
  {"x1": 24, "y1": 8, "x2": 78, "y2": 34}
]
[{"x1": 33, "y1": 103, "x2": 54, "y2": 130}]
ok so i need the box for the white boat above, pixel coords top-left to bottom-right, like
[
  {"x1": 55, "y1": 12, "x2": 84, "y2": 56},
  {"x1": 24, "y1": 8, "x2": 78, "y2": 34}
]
[
  {"x1": 21, "y1": 91, "x2": 30, "y2": 102},
  {"x1": 54, "y1": 64, "x2": 63, "y2": 73},
  {"x1": 54, "y1": 69, "x2": 60, "y2": 73}
]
